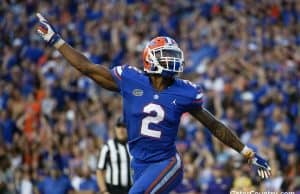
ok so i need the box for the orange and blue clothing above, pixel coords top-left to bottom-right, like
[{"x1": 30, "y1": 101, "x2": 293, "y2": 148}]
[{"x1": 110, "y1": 65, "x2": 203, "y2": 193}]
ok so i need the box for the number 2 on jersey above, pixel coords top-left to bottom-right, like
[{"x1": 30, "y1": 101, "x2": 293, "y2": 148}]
[{"x1": 141, "y1": 103, "x2": 165, "y2": 138}]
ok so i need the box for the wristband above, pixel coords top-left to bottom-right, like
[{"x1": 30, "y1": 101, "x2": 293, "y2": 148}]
[
  {"x1": 54, "y1": 38, "x2": 65, "y2": 49},
  {"x1": 48, "y1": 33, "x2": 65, "y2": 49},
  {"x1": 241, "y1": 145, "x2": 253, "y2": 158}
]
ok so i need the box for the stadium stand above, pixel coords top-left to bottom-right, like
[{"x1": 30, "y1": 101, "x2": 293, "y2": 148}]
[{"x1": 0, "y1": 0, "x2": 299, "y2": 193}]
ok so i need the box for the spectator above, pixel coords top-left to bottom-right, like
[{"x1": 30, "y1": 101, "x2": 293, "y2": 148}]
[
  {"x1": 231, "y1": 165, "x2": 254, "y2": 192},
  {"x1": 37, "y1": 165, "x2": 73, "y2": 194},
  {"x1": 19, "y1": 168, "x2": 34, "y2": 194},
  {"x1": 272, "y1": 121, "x2": 297, "y2": 166},
  {"x1": 172, "y1": 164, "x2": 200, "y2": 194},
  {"x1": 78, "y1": 165, "x2": 98, "y2": 194},
  {"x1": 203, "y1": 164, "x2": 232, "y2": 194}
]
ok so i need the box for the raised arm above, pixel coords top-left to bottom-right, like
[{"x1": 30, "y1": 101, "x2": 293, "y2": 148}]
[
  {"x1": 36, "y1": 13, "x2": 118, "y2": 91},
  {"x1": 189, "y1": 108, "x2": 272, "y2": 179},
  {"x1": 57, "y1": 44, "x2": 118, "y2": 91}
]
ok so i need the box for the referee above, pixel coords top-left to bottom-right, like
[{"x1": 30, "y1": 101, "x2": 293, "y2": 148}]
[{"x1": 96, "y1": 117, "x2": 132, "y2": 194}]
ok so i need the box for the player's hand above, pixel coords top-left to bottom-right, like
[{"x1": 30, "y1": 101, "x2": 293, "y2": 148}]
[
  {"x1": 36, "y1": 13, "x2": 65, "y2": 48},
  {"x1": 241, "y1": 146, "x2": 271, "y2": 179},
  {"x1": 250, "y1": 153, "x2": 271, "y2": 179}
]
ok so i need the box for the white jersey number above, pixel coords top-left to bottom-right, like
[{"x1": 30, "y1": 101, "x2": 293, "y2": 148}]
[{"x1": 141, "y1": 103, "x2": 165, "y2": 138}]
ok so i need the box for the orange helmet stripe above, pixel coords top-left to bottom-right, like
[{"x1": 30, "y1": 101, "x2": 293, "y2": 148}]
[{"x1": 147, "y1": 37, "x2": 168, "y2": 49}]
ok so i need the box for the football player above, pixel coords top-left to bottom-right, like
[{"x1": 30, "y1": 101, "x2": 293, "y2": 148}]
[{"x1": 36, "y1": 13, "x2": 271, "y2": 194}]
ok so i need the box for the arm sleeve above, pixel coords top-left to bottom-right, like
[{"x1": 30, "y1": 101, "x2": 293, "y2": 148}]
[
  {"x1": 110, "y1": 65, "x2": 142, "y2": 92},
  {"x1": 97, "y1": 145, "x2": 109, "y2": 170},
  {"x1": 110, "y1": 65, "x2": 126, "y2": 91},
  {"x1": 187, "y1": 85, "x2": 204, "y2": 110}
]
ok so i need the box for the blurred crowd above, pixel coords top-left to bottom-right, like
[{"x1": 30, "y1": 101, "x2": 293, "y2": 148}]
[{"x1": 0, "y1": 0, "x2": 300, "y2": 194}]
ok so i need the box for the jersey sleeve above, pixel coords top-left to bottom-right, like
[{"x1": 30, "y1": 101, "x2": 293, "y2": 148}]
[
  {"x1": 186, "y1": 85, "x2": 204, "y2": 110},
  {"x1": 110, "y1": 65, "x2": 142, "y2": 92},
  {"x1": 97, "y1": 144, "x2": 109, "y2": 170},
  {"x1": 110, "y1": 65, "x2": 125, "y2": 90}
]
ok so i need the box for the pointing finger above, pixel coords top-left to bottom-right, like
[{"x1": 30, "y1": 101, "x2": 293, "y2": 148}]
[{"x1": 36, "y1": 13, "x2": 47, "y2": 22}]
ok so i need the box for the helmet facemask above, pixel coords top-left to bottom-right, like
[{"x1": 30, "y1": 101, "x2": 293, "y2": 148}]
[{"x1": 144, "y1": 45, "x2": 184, "y2": 75}]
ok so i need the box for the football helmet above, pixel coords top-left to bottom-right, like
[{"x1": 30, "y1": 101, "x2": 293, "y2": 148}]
[{"x1": 143, "y1": 36, "x2": 184, "y2": 77}]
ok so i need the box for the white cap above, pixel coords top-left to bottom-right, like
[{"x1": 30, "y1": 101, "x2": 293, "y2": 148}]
[{"x1": 241, "y1": 91, "x2": 254, "y2": 102}]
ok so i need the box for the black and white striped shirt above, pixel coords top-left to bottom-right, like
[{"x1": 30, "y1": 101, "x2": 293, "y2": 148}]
[{"x1": 97, "y1": 139, "x2": 132, "y2": 188}]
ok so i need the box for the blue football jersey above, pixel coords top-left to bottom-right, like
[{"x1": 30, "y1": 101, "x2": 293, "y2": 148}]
[{"x1": 110, "y1": 65, "x2": 203, "y2": 162}]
